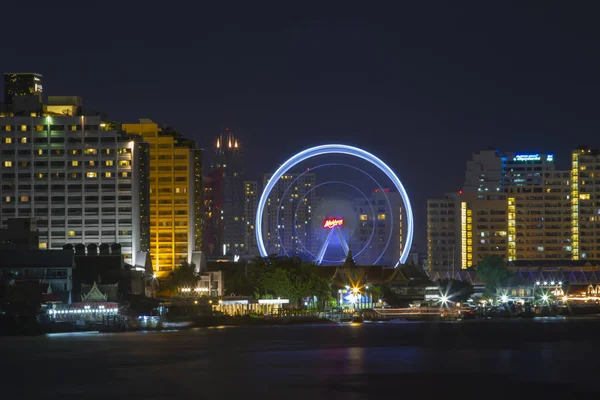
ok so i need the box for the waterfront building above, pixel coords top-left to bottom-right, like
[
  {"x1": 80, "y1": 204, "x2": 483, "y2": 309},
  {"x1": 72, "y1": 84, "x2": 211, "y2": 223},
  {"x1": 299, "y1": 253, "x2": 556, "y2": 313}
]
[
  {"x1": 427, "y1": 193, "x2": 460, "y2": 271},
  {"x1": 428, "y1": 148, "x2": 596, "y2": 271},
  {"x1": 0, "y1": 105, "x2": 150, "y2": 265},
  {"x1": 122, "y1": 119, "x2": 202, "y2": 277},
  {"x1": 571, "y1": 147, "x2": 600, "y2": 260}
]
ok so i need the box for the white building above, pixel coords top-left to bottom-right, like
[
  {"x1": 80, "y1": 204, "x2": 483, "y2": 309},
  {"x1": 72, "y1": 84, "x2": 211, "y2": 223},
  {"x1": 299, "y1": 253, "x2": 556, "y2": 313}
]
[{"x1": 0, "y1": 113, "x2": 150, "y2": 265}]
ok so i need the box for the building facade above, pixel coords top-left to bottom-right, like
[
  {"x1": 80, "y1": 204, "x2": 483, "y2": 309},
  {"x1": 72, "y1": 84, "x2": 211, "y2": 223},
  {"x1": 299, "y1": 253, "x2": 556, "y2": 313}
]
[
  {"x1": 3, "y1": 72, "x2": 43, "y2": 105},
  {"x1": 244, "y1": 181, "x2": 258, "y2": 255},
  {"x1": 122, "y1": 119, "x2": 202, "y2": 277},
  {"x1": 352, "y1": 189, "x2": 404, "y2": 266},
  {"x1": 204, "y1": 130, "x2": 245, "y2": 257},
  {"x1": 0, "y1": 112, "x2": 150, "y2": 264},
  {"x1": 263, "y1": 172, "x2": 317, "y2": 257},
  {"x1": 428, "y1": 148, "x2": 598, "y2": 271}
]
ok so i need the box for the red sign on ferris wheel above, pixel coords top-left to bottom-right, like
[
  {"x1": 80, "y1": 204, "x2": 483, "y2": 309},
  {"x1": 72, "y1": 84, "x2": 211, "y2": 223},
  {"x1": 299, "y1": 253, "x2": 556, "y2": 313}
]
[{"x1": 323, "y1": 218, "x2": 344, "y2": 229}]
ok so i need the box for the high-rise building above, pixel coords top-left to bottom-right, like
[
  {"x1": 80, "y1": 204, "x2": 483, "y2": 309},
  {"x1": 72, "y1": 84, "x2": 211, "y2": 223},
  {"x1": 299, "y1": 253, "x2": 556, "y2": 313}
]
[
  {"x1": 122, "y1": 119, "x2": 202, "y2": 277},
  {"x1": 427, "y1": 193, "x2": 460, "y2": 271},
  {"x1": 205, "y1": 130, "x2": 245, "y2": 257},
  {"x1": 263, "y1": 173, "x2": 316, "y2": 257},
  {"x1": 244, "y1": 181, "x2": 258, "y2": 255},
  {"x1": 429, "y1": 149, "x2": 583, "y2": 271},
  {"x1": 0, "y1": 112, "x2": 150, "y2": 264},
  {"x1": 571, "y1": 148, "x2": 600, "y2": 260},
  {"x1": 3, "y1": 73, "x2": 43, "y2": 104},
  {"x1": 352, "y1": 188, "x2": 404, "y2": 266},
  {"x1": 508, "y1": 171, "x2": 571, "y2": 261}
]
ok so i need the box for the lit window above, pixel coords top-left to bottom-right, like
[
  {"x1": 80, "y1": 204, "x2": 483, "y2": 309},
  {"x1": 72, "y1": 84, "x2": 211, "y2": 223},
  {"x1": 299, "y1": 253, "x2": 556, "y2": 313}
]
[
  {"x1": 20, "y1": 125, "x2": 27, "y2": 132},
  {"x1": 4, "y1": 196, "x2": 10, "y2": 202},
  {"x1": 20, "y1": 196, "x2": 29, "y2": 202},
  {"x1": 84, "y1": 149, "x2": 97, "y2": 155},
  {"x1": 105, "y1": 149, "x2": 111, "y2": 154},
  {"x1": 580, "y1": 194, "x2": 591, "y2": 200},
  {"x1": 118, "y1": 160, "x2": 130, "y2": 167},
  {"x1": 4, "y1": 125, "x2": 11, "y2": 132},
  {"x1": 89, "y1": 161, "x2": 96, "y2": 166},
  {"x1": 72, "y1": 161, "x2": 79, "y2": 167},
  {"x1": 360, "y1": 214, "x2": 368, "y2": 221},
  {"x1": 86, "y1": 172, "x2": 97, "y2": 178},
  {"x1": 105, "y1": 172, "x2": 112, "y2": 178},
  {"x1": 70, "y1": 125, "x2": 77, "y2": 131},
  {"x1": 36, "y1": 173, "x2": 44, "y2": 179},
  {"x1": 4, "y1": 161, "x2": 12, "y2": 167},
  {"x1": 37, "y1": 149, "x2": 43, "y2": 155},
  {"x1": 121, "y1": 172, "x2": 128, "y2": 178},
  {"x1": 70, "y1": 149, "x2": 79, "y2": 155},
  {"x1": 68, "y1": 231, "x2": 76, "y2": 237},
  {"x1": 20, "y1": 137, "x2": 27, "y2": 143},
  {"x1": 377, "y1": 213, "x2": 386, "y2": 221},
  {"x1": 106, "y1": 160, "x2": 114, "y2": 166},
  {"x1": 4, "y1": 137, "x2": 12, "y2": 144},
  {"x1": 39, "y1": 242, "x2": 47, "y2": 249}
]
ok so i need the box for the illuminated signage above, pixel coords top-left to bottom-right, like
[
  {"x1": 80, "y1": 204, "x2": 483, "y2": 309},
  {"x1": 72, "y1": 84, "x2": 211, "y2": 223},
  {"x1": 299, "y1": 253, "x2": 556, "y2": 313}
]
[
  {"x1": 513, "y1": 154, "x2": 540, "y2": 162},
  {"x1": 547, "y1": 154, "x2": 554, "y2": 162},
  {"x1": 323, "y1": 218, "x2": 344, "y2": 229}
]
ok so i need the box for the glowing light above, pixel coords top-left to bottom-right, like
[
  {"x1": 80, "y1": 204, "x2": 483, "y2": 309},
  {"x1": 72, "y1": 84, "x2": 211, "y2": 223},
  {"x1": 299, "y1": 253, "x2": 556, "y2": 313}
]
[
  {"x1": 323, "y1": 218, "x2": 344, "y2": 229},
  {"x1": 501, "y1": 295, "x2": 508, "y2": 303},
  {"x1": 255, "y1": 144, "x2": 414, "y2": 267},
  {"x1": 541, "y1": 294, "x2": 549, "y2": 302},
  {"x1": 440, "y1": 295, "x2": 449, "y2": 304}
]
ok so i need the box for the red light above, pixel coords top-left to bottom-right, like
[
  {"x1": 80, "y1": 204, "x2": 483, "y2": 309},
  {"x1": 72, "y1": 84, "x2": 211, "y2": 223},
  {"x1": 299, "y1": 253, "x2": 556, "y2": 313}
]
[
  {"x1": 384, "y1": 188, "x2": 390, "y2": 193},
  {"x1": 459, "y1": 190, "x2": 463, "y2": 194},
  {"x1": 374, "y1": 189, "x2": 378, "y2": 193},
  {"x1": 225, "y1": 128, "x2": 229, "y2": 131},
  {"x1": 323, "y1": 218, "x2": 344, "y2": 229}
]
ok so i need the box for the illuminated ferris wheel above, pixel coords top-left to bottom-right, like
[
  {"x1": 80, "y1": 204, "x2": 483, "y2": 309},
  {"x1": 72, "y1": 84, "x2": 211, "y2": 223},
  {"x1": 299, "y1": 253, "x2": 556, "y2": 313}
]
[{"x1": 255, "y1": 144, "x2": 414, "y2": 267}]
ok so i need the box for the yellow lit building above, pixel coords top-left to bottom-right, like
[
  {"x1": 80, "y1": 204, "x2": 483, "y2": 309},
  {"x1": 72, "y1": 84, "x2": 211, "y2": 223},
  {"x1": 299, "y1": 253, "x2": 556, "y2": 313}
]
[
  {"x1": 427, "y1": 193, "x2": 460, "y2": 271},
  {"x1": 572, "y1": 148, "x2": 600, "y2": 260},
  {"x1": 122, "y1": 119, "x2": 202, "y2": 278},
  {"x1": 508, "y1": 171, "x2": 571, "y2": 260}
]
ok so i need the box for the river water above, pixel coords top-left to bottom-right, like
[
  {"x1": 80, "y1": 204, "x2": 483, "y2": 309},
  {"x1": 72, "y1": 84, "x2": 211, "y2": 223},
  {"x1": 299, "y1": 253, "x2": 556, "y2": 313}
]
[{"x1": 2, "y1": 318, "x2": 600, "y2": 399}]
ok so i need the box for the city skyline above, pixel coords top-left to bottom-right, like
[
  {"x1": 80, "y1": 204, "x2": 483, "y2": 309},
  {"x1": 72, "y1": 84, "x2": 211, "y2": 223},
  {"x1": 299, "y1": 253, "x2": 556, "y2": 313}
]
[{"x1": 3, "y1": 3, "x2": 600, "y2": 253}]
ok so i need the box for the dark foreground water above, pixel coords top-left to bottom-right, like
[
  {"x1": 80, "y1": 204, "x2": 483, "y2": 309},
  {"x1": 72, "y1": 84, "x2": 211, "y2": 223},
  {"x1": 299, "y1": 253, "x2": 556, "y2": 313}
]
[{"x1": 3, "y1": 318, "x2": 600, "y2": 399}]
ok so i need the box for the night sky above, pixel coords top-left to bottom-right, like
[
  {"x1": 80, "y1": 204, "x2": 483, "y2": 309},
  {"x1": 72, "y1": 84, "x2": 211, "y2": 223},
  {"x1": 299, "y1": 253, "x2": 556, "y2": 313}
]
[{"x1": 3, "y1": 1, "x2": 600, "y2": 251}]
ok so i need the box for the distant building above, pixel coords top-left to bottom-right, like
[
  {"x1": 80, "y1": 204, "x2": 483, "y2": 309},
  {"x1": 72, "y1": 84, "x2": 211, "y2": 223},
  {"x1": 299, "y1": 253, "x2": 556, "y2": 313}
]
[
  {"x1": 3, "y1": 72, "x2": 43, "y2": 105},
  {"x1": 122, "y1": 119, "x2": 202, "y2": 277},
  {"x1": 244, "y1": 181, "x2": 258, "y2": 255},
  {"x1": 263, "y1": 172, "x2": 316, "y2": 257},
  {"x1": 204, "y1": 130, "x2": 245, "y2": 257},
  {"x1": 463, "y1": 150, "x2": 555, "y2": 193},
  {"x1": 351, "y1": 188, "x2": 404, "y2": 266},
  {"x1": 428, "y1": 148, "x2": 592, "y2": 271}
]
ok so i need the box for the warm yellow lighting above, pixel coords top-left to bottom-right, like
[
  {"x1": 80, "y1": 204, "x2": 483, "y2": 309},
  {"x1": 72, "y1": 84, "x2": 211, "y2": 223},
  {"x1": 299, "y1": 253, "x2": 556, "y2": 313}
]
[
  {"x1": 3, "y1": 161, "x2": 12, "y2": 167},
  {"x1": 68, "y1": 231, "x2": 76, "y2": 237},
  {"x1": 359, "y1": 214, "x2": 368, "y2": 221},
  {"x1": 4, "y1": 138, "x2": 11, "y2": 144},
  {"x1": 86, "y1": 172, "x2": 97, "y2": 178},
  {"x1": 377, "y1": 213, "x2": 386, "y2": 221}
]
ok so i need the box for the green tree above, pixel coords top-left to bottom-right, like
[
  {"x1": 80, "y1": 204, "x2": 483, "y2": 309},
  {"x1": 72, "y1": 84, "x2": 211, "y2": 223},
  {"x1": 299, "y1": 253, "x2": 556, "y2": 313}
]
[
  {"x1": 475, "y1": 255, "x2": 512, "y2": 297},
  {"x1": 164, "y1": 261, "x2": 199, "y2": 296},
  {"x1": 437, "y1": 278, "x2": 474, "y2": 302}
]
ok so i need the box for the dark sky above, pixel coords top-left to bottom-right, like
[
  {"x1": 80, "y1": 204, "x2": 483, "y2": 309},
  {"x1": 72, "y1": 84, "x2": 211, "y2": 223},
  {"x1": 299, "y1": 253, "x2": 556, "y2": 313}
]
[{"x1": 3, "y1": 1, "x2": 600, "y2": 251}]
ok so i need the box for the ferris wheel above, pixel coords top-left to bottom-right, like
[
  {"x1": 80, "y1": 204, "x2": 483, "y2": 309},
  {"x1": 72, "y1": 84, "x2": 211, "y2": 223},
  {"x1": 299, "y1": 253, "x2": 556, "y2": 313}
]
[{"x1": 255, "y1": 144, "x2": 413, "y2": 267}]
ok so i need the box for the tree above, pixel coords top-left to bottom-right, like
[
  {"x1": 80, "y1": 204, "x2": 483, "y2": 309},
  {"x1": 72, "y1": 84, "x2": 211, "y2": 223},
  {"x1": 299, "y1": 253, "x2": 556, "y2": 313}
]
[
  {"x1": 437, "y1": 278, "x2": 474, "y2": 302},
  {"x1": 164, "y1": 261, "x2": 199, "y2": 296},
  {"x1": 476, "y1": 255, "x2": 512, "y2": 297}
]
